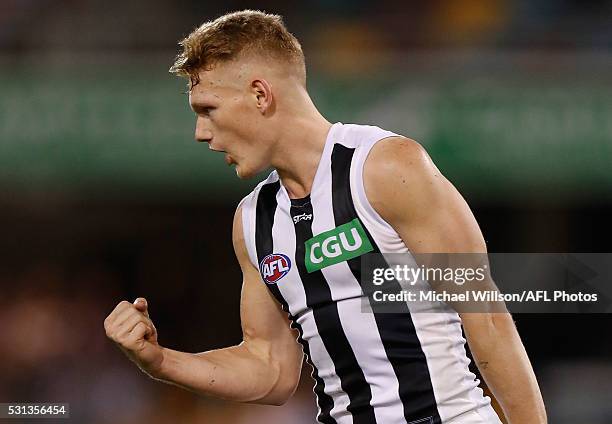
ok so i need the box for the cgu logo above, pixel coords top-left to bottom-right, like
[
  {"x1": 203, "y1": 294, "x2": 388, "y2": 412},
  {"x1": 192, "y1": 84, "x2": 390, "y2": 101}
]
[
  {"x1": 305, "y1": 219, "x2": 374, "y2": 272},
  {"x1": 259, "y1": 253, "x2": 292, "y2": 284}
]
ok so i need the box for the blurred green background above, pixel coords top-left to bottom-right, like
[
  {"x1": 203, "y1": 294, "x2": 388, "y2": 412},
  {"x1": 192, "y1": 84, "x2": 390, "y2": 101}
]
[
  {"x1": 1, "y1": 1, "x2": 611, "y2": 423},
  {"x1": 1, "y1": 58, "x2": 611, "y2": 199}
]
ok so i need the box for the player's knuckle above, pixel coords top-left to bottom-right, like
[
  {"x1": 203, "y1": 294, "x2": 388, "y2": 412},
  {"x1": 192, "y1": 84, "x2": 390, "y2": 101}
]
[
  {"x1": 129, "y1": 322, "x2": 142, "y2": 334},
  {"x1": 105, "y1": 323, "x2": 116, "y2": 336},
  {"x1": 123, "y1": 311, "x2": 137, "y2": 322}
]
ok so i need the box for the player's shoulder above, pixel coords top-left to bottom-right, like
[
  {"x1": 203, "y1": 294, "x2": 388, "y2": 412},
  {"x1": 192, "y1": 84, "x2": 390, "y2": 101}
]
[
  {"x1": 331, "y1": 122, "x2": 400, "y2": 149},
  {"x1": 237, "y1": 170, "x2": 279, "y2": 213},
  {"x1": 363, "y1": 135, "x2": 443, "y2": 225},
  {"x1": 365, "y1": 135, "x2": 435, "y2": 184}
]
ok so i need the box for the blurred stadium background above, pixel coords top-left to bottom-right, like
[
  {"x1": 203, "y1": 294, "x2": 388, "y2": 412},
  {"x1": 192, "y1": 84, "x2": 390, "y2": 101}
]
[{"x1": 1, "y1": 0, "x2": 611, "y2": 423}]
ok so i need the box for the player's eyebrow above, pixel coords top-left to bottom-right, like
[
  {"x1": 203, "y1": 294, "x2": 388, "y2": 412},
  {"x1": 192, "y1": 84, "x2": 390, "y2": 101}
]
[
  {"x1": 190, "y1": 99, "x2": 216, "y2": 114},
  {"x1": 190, "y1": 90, "x2": 220, "y2": 106}
]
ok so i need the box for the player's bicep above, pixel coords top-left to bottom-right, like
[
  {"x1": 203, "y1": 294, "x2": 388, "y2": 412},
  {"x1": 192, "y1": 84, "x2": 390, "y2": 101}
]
[
  {"x1": 232, "y1": 206, "x2": 299, "y2": 349},
  {"x1": 239, "y1": 262, "x2": 295, "y2": 346}
]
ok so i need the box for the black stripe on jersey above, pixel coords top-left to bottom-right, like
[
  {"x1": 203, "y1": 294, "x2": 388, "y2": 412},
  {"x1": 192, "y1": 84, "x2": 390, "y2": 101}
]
[
  {"x1": 330, "y1": 144, "x2": 442, "y2": 424},
  {"x1": 293, "y1": 322, "x2": 337, "y2": 424},
  {"x1": 254, "y1": 181, "x2": 287, "y2": 310},
  {"x1": 291, "y1": 199, "x2": 377, "y2": 424},
  {"x1": 254, "y1": 181, "x2": 336, "y2": 424}
]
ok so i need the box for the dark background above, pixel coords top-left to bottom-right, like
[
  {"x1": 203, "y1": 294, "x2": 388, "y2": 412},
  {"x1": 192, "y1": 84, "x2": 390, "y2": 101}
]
[{"x1": 1, "y1": 1, "x2": 611, "y2": 423}]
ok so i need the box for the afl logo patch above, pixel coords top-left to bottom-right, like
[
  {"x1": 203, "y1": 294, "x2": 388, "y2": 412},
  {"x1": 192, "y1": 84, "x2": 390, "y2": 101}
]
[{"x1": 259, "y1": 253, "x2": 292, "y2": 285}]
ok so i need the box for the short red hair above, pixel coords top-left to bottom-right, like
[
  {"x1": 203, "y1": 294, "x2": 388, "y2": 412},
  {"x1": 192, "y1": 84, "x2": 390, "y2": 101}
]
[{"x1": 170, "y1": 10, "x2": 306, "y2": 87}]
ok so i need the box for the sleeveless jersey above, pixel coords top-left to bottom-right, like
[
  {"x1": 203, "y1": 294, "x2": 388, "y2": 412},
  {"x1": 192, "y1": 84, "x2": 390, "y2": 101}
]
[{"x1": 239, "y1": 123, "x2": 502, "y2": 424}]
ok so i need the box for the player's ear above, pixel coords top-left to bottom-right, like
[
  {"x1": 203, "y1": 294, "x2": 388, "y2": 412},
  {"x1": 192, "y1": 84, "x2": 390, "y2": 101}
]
[{"x1": 251, "y1": 79, "x2": 273, "y2": 114}]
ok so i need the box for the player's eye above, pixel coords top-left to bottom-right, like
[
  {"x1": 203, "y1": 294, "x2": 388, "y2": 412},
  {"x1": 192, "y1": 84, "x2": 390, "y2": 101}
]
[{"x1": 201, "y1": 107, "x2": 215, "y2": 116}]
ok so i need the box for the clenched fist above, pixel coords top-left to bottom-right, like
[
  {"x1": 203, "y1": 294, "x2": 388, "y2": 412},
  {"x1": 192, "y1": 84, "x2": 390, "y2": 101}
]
[{"x1": 104, "y1": 298, "x2": 164, "y2": 376}]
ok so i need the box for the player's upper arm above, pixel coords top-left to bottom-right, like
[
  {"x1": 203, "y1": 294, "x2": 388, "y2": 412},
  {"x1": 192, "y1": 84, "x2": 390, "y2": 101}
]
[
  {"x1": 232, "y1": 205, "x2": 303, "y2": 387},
  {"x1": 364, "y1": 137, "x2": 506, "y2": 321},
  {"x1": 364, "y1": 141, "x2": 543, "y2": 421},
  {"x1": 363, "y1": 136, "x2": 486, "y2": 255}
]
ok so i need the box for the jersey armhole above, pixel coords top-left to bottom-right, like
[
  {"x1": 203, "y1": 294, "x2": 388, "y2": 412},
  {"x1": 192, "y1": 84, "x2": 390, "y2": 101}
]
[
  {"x1": 238, "y1": 194, "x2": 259, "y2": 269},
  {"x1": 351, "y1": 135, "x2": 403, "y2": 240}
]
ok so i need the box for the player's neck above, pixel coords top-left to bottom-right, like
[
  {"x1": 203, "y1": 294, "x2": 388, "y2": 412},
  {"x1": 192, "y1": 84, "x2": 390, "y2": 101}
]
[{"x1": 272, "y1": 110, "x2": 332, "y2": 200}]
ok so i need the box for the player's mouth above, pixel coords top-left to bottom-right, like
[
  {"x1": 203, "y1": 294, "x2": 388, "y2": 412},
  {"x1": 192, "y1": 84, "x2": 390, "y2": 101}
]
[{"x1": 208, "y1": 146, "x2": 235, "y2": 166}]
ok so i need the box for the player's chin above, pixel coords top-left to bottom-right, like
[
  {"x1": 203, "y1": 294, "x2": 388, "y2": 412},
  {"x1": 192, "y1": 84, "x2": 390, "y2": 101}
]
[
  {"x1": 234, "y1": 160, "x2": 268, "y2": 180},
  {"x1": 234, "y1": 164, "x2": 254, "y2": 180}
]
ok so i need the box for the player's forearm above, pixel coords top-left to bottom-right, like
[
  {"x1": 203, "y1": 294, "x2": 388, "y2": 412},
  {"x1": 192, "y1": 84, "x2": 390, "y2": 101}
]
[
  {"x1": 150, "y1": 343, "x2": 287, "y2": 405},
  {"x1": 463, "y1": 313, "x2": 547, "y2": 423}
]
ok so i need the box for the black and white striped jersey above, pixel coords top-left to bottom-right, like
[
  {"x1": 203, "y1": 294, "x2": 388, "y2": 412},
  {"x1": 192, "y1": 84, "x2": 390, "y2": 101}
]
[{"x1": 239, "y1": 123, "x2": 502, "y2": 424}]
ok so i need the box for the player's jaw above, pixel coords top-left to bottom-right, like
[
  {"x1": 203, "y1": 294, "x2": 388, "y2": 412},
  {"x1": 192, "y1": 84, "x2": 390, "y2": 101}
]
[
  {"x1": 231, "y1": 155, "x2": 265, "y2": 180},
  {"x1": 228, "y1": 148, "x2": 271, "y2": 180}
]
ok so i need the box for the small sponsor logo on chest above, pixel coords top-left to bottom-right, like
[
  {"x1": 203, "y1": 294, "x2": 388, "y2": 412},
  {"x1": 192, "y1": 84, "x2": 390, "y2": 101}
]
[
  {"x1": 305, "y1": 219, "x2": 374, "y2": 272},
  {"x1": 292, "y1": 213, "x2": 312, "y2": 224}
]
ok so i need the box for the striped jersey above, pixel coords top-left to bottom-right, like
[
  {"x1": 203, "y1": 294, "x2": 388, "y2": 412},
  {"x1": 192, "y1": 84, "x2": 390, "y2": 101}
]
[{"x1": 239, "y1": 123, "x2": 502, "y2": 424}]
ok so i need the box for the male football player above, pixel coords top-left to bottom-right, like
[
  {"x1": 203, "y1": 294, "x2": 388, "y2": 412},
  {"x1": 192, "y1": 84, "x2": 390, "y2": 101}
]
[{"x1": 104, "y1": 10, "x2": 546, "y2": 424}]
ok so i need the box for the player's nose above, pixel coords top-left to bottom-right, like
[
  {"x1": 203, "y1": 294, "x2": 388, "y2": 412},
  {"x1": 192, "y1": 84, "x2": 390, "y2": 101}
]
[
  {"x1": 194, "y1": 117, "x2": 213, "y2": 143},
  {"x1": 195, "y1": 132, "x2": 213, "y2": 144}
]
